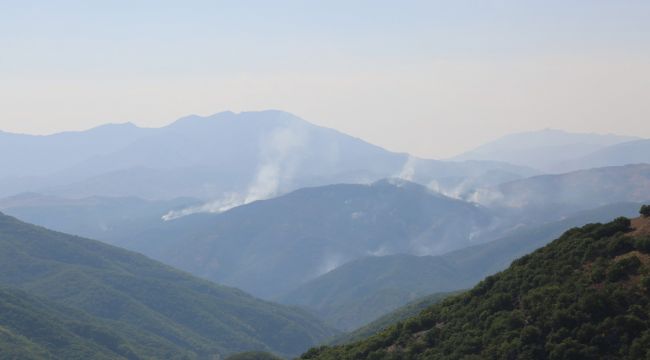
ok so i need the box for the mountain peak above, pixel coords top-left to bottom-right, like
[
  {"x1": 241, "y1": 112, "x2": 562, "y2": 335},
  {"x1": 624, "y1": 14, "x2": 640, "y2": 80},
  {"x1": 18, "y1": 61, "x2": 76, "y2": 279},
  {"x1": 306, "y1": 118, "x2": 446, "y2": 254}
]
[
  {"x1": 82, "y1": 121, "x2": 141, "y2": 133},
  {"x1": 164, "y1": 110, "x2": 311, "y2": 133}
]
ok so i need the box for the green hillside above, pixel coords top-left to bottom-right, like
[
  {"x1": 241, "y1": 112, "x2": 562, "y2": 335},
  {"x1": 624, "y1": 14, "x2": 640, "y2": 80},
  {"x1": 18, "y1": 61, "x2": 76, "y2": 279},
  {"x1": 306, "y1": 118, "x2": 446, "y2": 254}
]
[
  {"x1": 0, "y1": 212, "x2": 336, "y2": 358},
  {"x1": 302, "y1": 213, "x2": 650, "y2": 359}
]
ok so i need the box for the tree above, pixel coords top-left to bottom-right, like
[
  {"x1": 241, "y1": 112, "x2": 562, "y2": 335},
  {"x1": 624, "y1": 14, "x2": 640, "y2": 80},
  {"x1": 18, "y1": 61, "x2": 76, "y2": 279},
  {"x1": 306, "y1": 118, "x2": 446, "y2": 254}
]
[{"x1": 640, "y1": 205, "x2": 650, "y2": 217}]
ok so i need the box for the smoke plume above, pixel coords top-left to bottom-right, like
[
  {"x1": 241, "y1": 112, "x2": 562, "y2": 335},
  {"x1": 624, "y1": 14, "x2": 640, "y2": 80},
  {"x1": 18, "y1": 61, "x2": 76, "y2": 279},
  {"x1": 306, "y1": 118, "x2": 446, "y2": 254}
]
[{"x1": 163, "y1": 124, "x2": 309, "y2": 221}]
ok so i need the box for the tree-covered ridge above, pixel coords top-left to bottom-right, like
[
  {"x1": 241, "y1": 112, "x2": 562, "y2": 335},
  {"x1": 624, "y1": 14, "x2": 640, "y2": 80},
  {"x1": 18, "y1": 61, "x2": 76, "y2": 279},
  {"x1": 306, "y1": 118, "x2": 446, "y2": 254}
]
[
  {"x1": 0, "y1": 212, "x2": 336, "y2": 358},
  {"x1": 302, "y1": 213, "x2": 650, "y2": 360}
]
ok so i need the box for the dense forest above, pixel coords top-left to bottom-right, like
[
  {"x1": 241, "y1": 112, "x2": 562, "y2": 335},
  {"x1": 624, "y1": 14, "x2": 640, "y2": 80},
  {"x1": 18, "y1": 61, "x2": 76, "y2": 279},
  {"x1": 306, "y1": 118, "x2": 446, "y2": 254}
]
[{"x1": 302, "y1": 212, "x2": 650, "y2": 359}]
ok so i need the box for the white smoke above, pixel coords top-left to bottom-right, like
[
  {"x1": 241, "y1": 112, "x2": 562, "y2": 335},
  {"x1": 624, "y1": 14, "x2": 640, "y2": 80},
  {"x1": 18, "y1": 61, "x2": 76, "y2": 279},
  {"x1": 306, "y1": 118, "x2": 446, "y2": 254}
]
[
  {"x1": 316, "y1": 253, "x2": 345, "y2": 276},
  {"x1": 397, "y1": 156, "x2": 480, "y2": 200},
  {"x1": 162, "y1": 193, "x2": 245, "y2": 221},
  {"x1": 367, "y1": 245, "x2": 390, "y2": 257},
  {"x1": 428, "y1": 177, "x2": 495, "y2": 201},
  {"x1": 244, "y1": 125, "x2": 306, "y2": 201},
  {"x1": 162, "y1": 124, "x2": 309, "y2": 221},
  {"x1": 397, "y1": 155, "x2": 417, "y2": 181},
  {"x1": 427, "y1": 179, "x2": 442, "y2": 193},
  {"x1": 463, "y1": 185, "x2": 514, "y2": 207}
]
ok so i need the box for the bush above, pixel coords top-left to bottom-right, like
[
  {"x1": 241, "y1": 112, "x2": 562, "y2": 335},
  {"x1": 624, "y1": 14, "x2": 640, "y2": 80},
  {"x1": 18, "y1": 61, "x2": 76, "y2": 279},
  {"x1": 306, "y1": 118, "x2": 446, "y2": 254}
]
[
  {"x1": 605, "y1": 235, "x2": 634, "y2": 257},
  {"x1": 607, "y1": 256, "x2": 641, "y2": 282},
  {"x1": 641, "y1": 276, "x2": 650, "y2": 293},
  {"x1": 635, "y1": 236, "x2": 650, "y2": 253},
  {"x1": 641, "y1": 205, "x2": 650, "y2": 217},
  {"x1": 594, "y1": 217, "x2": 631, "y2": 238}
]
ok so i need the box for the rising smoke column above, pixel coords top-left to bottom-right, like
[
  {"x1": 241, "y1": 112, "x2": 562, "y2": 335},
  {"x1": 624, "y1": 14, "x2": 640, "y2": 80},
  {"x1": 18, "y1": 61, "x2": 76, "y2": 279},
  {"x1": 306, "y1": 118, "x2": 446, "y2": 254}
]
[{"x1": 163, "y1": 124, "x2": 310, "y2": 220}]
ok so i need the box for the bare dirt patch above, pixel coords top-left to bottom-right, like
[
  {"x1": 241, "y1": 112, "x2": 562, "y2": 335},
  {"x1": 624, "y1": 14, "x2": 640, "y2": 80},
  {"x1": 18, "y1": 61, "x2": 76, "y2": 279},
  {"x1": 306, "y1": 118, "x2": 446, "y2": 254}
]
[{"x1": 630, "y1": 216, "x2": 650, "y2": 237}]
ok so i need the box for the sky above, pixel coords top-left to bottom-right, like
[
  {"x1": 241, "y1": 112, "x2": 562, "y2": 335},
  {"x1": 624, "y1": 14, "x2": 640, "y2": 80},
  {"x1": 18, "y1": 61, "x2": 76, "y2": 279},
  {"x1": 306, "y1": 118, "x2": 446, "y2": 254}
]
[{"x1": 1, "y1": 0, "x2": 649, "y2": 158}]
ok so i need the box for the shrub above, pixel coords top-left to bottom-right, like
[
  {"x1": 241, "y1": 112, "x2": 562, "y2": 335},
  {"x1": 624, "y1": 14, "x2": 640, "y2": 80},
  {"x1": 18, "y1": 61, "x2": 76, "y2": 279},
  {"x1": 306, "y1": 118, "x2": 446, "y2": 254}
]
[
  {"x1": 641, "y1": 276, "x2": 650, "y2": 293},
  {"x1": 594, "y1": 217, "x2": 631, "y2": 238},
  {"x1": 635, "y1": 236, "x2": 650, "y2": 253},
  {"x1": 607, "y1": 256, "x2": 641, "y2": 282},
  {"x1": 641, "y1": 205, "x2": 650, "y2": 217},
  {"x1": 605, "y1": 235, "x2": 634, "y2": 257}
]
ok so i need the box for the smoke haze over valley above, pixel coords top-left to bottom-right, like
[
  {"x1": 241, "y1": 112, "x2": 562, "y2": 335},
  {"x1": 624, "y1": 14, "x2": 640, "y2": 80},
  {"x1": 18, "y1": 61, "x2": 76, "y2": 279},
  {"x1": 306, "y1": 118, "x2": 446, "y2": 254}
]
[
  {"x1": 2, "y1": 107, "x2": 650, "y2": 358},
  {"x1": 2, "y1": 1, "x2": 650, "y2": 359}
]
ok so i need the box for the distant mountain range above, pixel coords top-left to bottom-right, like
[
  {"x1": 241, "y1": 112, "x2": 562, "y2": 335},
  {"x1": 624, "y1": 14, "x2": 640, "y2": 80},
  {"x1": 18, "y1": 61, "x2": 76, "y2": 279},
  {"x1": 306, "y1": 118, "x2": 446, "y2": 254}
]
[
  {"x1": 452, "y1": 128, "x2": 643, "y2": 172},
  {"x1": 3, "y1": 111, "x2": 650, "y2": 350},
  {"x1": 3, "y1": 165, "x2": 650, "y2": 307},
  {"x1": 0, "y1": 110, "x2": 534, "y2": 201},
  {"x1": 0, "y1": 193, "x2": 201, "y2": 243},
  {"x1": 105, "y1": 179, "x2": 495, "y2": 299},
  {"x1": 0, "y1": 122, "x2": 152, "y2": 179},
  {"x1": 0, "y1": 212, "x2": 336, "y2": 358},
  {"x1": 3, "y1": 110, "x2": 650, "y2": 358},
  {"x1": 3, "y1": 118, "x2": 646, "y2": 206},
  {"x1": 468, "y1": 164, "x2": 650, "y2": 222},
  {"x1": 553, "y1": 138, "x2": 650, "y2": 172}
]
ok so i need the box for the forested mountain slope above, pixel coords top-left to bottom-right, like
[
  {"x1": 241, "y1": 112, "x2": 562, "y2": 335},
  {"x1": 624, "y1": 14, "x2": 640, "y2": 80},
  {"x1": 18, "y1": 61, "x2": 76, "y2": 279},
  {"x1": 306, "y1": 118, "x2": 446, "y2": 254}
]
[
  {"x1": 114, "y1": 180, "x2": 494, "y2": 299},
  {"x1": 0, "y1": 285, "x2": 196, "y2": 360},
  {"x1": 302, "y1": 212, "x2": 650, "y2": 359},
  {"x1": 0, "y1": 212, "x2": 335, "y2": 358}
]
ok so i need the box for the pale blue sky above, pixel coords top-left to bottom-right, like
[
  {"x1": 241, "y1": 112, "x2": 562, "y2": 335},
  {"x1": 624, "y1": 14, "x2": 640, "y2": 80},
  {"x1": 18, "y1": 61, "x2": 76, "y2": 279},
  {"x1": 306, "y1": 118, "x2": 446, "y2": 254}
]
[{"x1": 1, "y1": 0, "x2": 649, "y2": 157}]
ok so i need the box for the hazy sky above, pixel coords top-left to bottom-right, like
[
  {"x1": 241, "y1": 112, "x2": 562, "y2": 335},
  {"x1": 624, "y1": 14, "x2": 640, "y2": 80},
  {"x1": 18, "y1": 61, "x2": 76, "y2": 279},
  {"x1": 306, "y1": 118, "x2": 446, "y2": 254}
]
[{"x1": 1, "y1": 0, "x2": 649, "y2": 158}]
